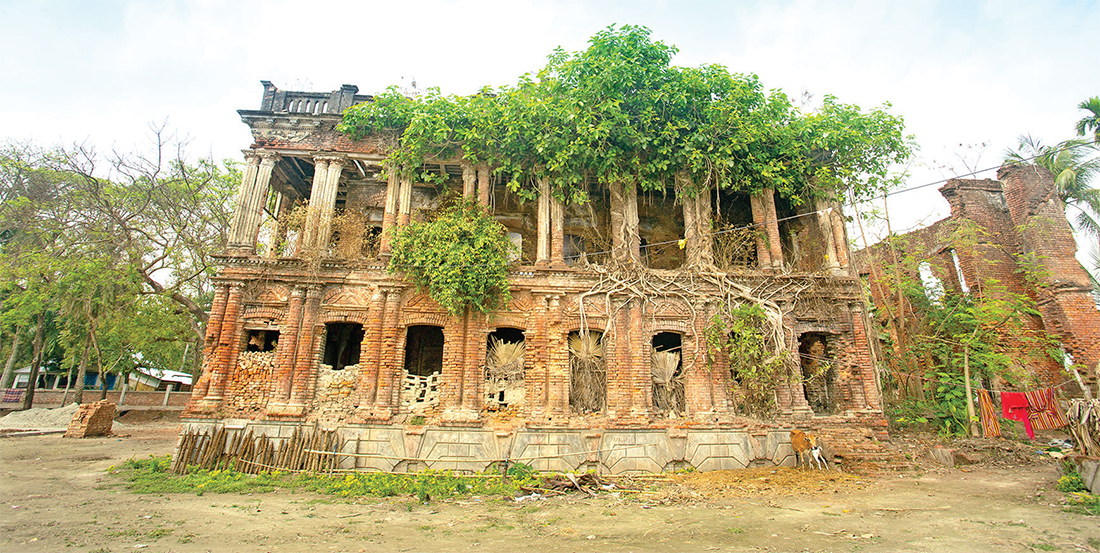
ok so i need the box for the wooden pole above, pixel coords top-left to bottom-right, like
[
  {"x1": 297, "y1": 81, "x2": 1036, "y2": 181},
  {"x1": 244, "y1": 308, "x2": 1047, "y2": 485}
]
[{"x1": 964, "y1": 343, "x2": 978, "y2": 437}]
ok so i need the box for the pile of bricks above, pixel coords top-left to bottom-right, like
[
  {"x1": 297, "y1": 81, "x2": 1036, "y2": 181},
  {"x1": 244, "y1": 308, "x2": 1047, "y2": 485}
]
[
  {"x1": 402, "y1": 373, "x2": 441, "y2": 409},
  {"x1": 225, "y1": 351, "x2": 276, "y2": 416},
  {"x1": 64, "y1": 400, "x2": 115, "y2": 438},
  {"x1": 312, "y1": 365, "x2": 358, "y2": 422}
]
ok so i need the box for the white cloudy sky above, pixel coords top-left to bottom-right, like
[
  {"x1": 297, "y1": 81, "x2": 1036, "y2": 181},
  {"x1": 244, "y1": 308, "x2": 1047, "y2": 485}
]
[{"x1": 2, "y1": 0, "x2": 1098, "y2": 254}]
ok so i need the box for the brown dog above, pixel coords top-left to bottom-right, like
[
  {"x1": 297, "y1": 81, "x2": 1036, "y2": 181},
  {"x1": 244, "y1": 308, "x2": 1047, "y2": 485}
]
[{"x1": 790, "y1": 429, "x2": 828, "y2": 470}]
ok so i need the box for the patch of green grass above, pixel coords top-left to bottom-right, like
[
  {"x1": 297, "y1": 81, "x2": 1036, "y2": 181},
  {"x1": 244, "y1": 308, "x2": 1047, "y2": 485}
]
[
  {"x1": 417, "y1": 525, "x2": 433, "y2": 532},
  {"x1": 115, "y1": 454, "x2": 541, "y2": 500},
  {"x1": 725, "y1": 527, "x2": 745, "y2": 534},
  {"x1": 104, "y1": 528, "x2": 171, "y2": 541},
  {"x1": 1028, "y1": 543, "x2": 1058, "y2": 551},
  {"x1": 145, "y1": 528, "x2": 173, "y2": 540},
  {"x1": 601, "y1": 510, "x2": 616, "y2": 516},
  {"x1": 1057, "y1": 462, "x2": 1099, "y2": 516},
  {"x1": 1064, "y1": 492, "x2": 1100, "y2": 516}
]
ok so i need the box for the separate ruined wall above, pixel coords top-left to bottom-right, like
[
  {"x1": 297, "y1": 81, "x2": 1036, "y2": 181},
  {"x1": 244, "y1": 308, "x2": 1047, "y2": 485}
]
[{"x1": 861, "y1": 171, "x2": 1100, "y2": 393}]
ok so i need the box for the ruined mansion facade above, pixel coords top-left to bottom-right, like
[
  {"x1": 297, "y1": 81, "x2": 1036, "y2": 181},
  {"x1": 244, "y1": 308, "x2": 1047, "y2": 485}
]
[{"x1": 181, "y1": 82, "x2": 897, "y2": 473}]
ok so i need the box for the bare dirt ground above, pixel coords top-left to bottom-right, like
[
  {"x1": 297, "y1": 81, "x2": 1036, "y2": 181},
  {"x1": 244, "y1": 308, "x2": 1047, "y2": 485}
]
[{"x1": 1, "y1": 411, "x2": 1096, "y2": 553}]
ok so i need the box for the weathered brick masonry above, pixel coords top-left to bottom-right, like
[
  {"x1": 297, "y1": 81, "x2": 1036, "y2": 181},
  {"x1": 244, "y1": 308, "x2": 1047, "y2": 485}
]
[
  {"x1": 862, "y1": 169, "x2": 1100, "y2": 394},
  {"x1": 181, "y1": 82, "x2": 902, "y2": 473}
]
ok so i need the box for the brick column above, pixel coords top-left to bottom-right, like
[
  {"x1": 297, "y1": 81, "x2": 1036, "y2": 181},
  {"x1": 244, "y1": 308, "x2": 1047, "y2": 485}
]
[
  {"x1": 226, "y1": 152, "x2": 261, "y2": 251},
  {"x1": 462, "y1": 163, "x2": 476, "y2": 198},
  {"x1": 784, "y1": 315, "x2": 814, "y2": 418},
  {"x1": 850, "y1": 303, "x2": 882, "y2": 410},
  {"x1": 300, "y1": 158, "x2": 330, "y2": 250},
  {"x1": 816, "y1": 198, "x2": 841, "y2": 273},
  {"x1": 536, "y1": 178, "x2": 551, "y2": 265},
  {"x1": 477, "y1": 165, "x2": 492, "y2": 206},
  {"x1": 397, "y1": 174, "x2": 413, "y2": 226},
  {"x1": 749, "y1": 193, "x2": 772, "y2": 270},
  {"x1": 286, "y1": 287, "x2": 323, "y2": 414},
  {"x1": 187, "y1": 284, "x2": 229, "y2": 409},
  {"x1": 762, "y1": 187, "x2": 784, "y2": 270},
  {"x1": 241, "y1": 151, "x2": 278, "y2": 251},
  {"x1": 314, "y1": 155, "x2": 345, "y2": 250},
  {"x1": 439, "y1": 319, "x2": 464, "y2": 412},
  {"x1": 206, "y1": 282, "x2": 244, "y2": 404},
  {"x1": 524, "y1": 295, "x2": 550, "y2": 419},
  {"x1": 462, "y1": 310, "x2": 488, "y2": 412},
  {"x1": 607, "y1": 298, "x2": 647, "y2": 419},
  {"x1": 377, "y1": 290, "x2": 404, "y2": 410},
  {"x1": 610, "y1": 181, "x2": 641, "y2": 265},
  {"x1": 545, "y1": 295, "x2": 569, "y2": 417},
  {"x1": 678, "y1": 172, "x2": 714, "y2": 268},
  {"x1": 379, "y1": 172, "x2": 399, "y2": 257},
  {"x1": 829, "y1": 202, "x2": 850, "y2": 270},
  {"x1": 269, "y1": 288, "x2": 305, "y2": 407},
  {"x1": 683, "y1": 300, "x2": 717, "y2": 414},
  {"x1": 354, "y1": 287, "x2": 388, "y2": 411},
  {"x1": 551, "y1": 197, "x2": 565, "y2": 267}
]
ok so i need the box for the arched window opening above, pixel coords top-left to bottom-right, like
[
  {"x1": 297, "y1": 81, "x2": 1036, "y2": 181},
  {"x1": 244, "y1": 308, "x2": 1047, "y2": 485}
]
[
  {"x1": 799, "y1": 332, "x2": 838, "y2": 415},
  {"x1": 402, "y1": 325, "x2": 444, "y2": 410},
  {"x1": 568, "y1": 330, "x2": 606, "y2": 414},
  {"x1": 485, "y1": 328, "x2": 526, "y2": 411},
  {"x1": 651, "y1": 332, "x2": 685, "y2": 415}
]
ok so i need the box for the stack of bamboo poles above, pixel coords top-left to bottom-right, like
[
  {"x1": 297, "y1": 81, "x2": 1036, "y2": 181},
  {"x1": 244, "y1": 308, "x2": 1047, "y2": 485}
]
[{"x1": 173, "y1": 426, "x2": 342, "y2": 475}]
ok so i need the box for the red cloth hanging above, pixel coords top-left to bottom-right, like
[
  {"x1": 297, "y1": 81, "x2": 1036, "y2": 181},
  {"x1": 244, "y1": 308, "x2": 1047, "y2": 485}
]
[{"x1": 1001, "y1": 391, "x2": 1034, "y2": 439}]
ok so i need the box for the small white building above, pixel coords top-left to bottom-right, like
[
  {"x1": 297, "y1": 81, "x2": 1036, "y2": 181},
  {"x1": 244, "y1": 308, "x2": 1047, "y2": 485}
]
[{"x1": 128, "y1": 367, "x2": 193, "y2": 392}]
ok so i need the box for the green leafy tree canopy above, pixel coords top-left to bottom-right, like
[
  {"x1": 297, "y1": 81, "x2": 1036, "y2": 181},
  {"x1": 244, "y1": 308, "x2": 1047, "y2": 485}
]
[{"x1": 339, "y1": 25, "x2": 912, "y2": 205}]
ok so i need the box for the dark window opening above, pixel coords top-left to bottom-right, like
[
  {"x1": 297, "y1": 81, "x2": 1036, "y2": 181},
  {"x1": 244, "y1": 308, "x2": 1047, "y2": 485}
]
[
  {"x1": 651, "y1": 332, "x2": 685, "y2": 415},
  {"x1": 713, "y1": 190, "x2": 759, "y2": 270},
  {"x1": 405, "y1": 325, "x2": 444, "y2": 377},
  {"x1": 323, "y1": 323, "x2": 364, "y2": 370},
  {"x1": 638, "y1": 188, "x2": 685, "y2": 270},
  {"x1": 403, "y1": 325, "x2": 445, "y2": 409},
  {"x1": 247, "y1": 330, "x2": 279, "y2": 352},
  {"x1": 485, "y1": 327, "x2": 526, "y2": 410},
  {"x1": 563, "y1": 234, "x2": 585, "y2": 266},
  {"x1": 799, "y1": 332, "x2": 838, "y2": 415},
  {"x1": 569, "y1": 330, "x2": 606, "y2": 414}
]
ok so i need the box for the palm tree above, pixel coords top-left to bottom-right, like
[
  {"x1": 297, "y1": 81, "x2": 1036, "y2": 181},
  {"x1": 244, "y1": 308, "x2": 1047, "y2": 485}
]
[
  {"x1": 1077, "y1": 96, "x2": 1100, "y2": 143},
  {"x1": 1004, "y1": 134, "x2": 1100, "y2": 238}
]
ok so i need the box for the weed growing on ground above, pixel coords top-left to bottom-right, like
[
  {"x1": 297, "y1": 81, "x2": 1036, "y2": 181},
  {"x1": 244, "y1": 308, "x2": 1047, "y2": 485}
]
[
  {"x1": 1057, "y1": 461, "x2": 1100, "y2": 516},
  {"x1": 115, "y1": 455, "x2": 541, "y2": 501}
]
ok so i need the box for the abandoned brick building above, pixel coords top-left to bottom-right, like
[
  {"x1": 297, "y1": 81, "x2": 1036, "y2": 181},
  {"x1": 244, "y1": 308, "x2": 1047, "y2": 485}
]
[
  {"x1": 181, "y1": 82, "x2": 897, "y2": 473},
  {"x1": 861, "y1": 166, "x2": 1100, "y2": 396}
]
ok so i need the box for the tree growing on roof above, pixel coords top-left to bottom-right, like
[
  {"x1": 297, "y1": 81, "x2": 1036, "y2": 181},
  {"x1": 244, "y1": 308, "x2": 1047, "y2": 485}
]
[{"x1": 338, "y1": 25, "x2": 912, "y2": 207}]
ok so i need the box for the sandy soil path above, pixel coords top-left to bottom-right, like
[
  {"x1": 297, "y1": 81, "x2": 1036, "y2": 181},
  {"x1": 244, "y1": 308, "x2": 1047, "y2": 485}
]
[{"x1": 1, "y1": 418, "x2": 1096, "y2": 553}]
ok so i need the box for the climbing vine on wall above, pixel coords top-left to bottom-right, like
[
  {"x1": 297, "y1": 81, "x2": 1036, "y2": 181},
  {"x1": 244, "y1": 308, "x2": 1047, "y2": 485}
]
[
  {"x1": 388, "y1": 199, "x2": 516, "y2": 316},
  {"x1": 705, "y1": 303, "x2": 790, "y2": 416}
]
